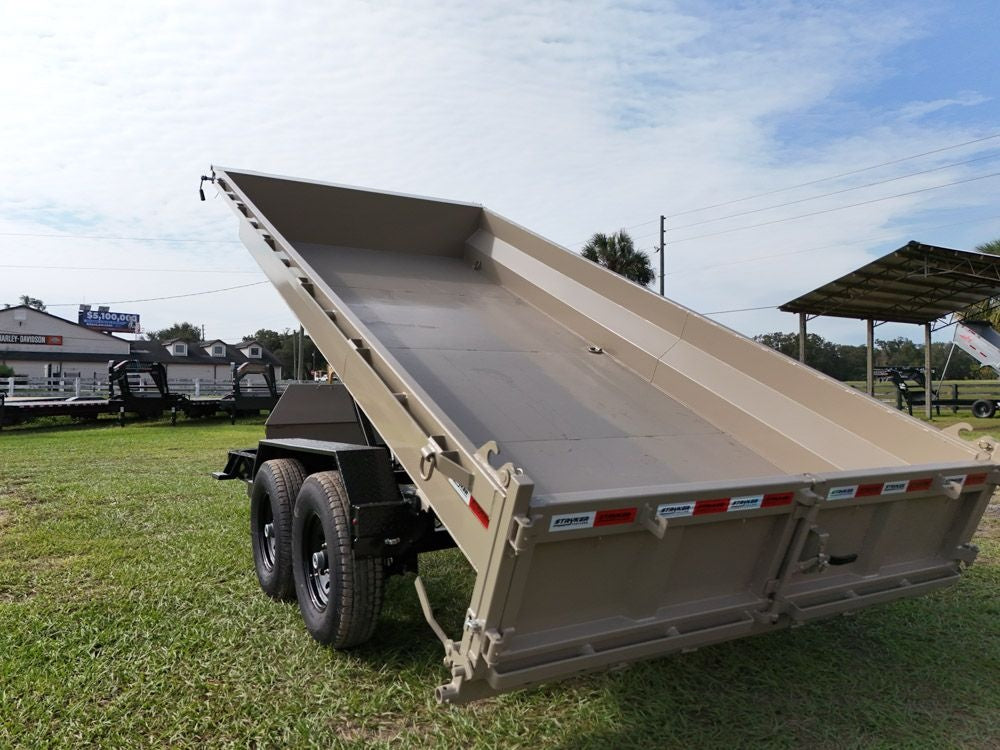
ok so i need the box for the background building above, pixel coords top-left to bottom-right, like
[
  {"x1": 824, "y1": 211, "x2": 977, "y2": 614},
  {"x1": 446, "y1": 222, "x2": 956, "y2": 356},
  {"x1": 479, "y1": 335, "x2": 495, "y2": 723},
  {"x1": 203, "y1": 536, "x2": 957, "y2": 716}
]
[{"x1": 0, "y1": 305, "x2": 282, "y2": 381}]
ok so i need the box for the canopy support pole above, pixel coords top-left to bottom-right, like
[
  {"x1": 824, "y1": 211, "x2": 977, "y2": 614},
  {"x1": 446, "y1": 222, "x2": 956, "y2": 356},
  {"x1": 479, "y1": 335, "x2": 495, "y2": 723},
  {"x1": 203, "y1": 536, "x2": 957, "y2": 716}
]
[
  {"x1": 798, "y1": 313, "x2": 807, "y2": 363},
  {"x1": 924, "y1": 322, "x2": 933, "y2": 420},
  {"x1": 866, "y1": 319, "x2": 875, "y2": 396}
]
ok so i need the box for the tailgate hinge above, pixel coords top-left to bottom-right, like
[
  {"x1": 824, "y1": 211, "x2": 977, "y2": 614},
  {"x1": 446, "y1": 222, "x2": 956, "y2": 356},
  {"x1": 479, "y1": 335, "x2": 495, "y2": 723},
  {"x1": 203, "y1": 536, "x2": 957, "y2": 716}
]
[{"x1": 507, "y1": 514, "x2": 534, "y2": 554}]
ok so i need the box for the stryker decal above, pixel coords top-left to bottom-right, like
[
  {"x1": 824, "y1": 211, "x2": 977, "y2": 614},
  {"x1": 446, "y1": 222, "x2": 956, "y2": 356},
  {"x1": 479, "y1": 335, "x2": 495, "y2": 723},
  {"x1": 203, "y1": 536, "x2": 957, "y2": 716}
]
[
  {"x1": 549, "y1": 512, "x2": 596, "y2": 532},
  {"x1": 656, "y1": 502, "x2": 695, "y2": 519}
]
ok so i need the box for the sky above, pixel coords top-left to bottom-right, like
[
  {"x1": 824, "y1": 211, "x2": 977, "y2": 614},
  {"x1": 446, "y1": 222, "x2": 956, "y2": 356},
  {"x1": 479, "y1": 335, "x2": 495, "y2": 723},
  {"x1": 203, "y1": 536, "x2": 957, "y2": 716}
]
[{"x1": 1, "y1": 0, "x2": 998, "y2": 347}]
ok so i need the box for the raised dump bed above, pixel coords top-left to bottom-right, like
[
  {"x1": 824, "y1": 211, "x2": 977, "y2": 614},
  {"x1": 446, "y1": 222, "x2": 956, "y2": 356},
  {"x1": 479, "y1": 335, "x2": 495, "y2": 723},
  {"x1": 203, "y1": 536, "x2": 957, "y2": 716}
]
[{"x1": 209, "y1": 167, "x2": 996, "y2": 704}]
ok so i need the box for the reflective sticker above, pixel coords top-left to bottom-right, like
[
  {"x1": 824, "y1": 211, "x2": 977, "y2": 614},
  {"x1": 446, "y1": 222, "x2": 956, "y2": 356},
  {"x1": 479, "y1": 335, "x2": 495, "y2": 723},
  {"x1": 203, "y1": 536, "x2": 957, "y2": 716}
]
[
  {"x1": 727, "y1": 494, "x2": 764, "y2": 512},
  {"x1": 966, "y1": 472, "x2": 988, "y2": 486},
  {"x1": 694, "y1": 498, "x2": 729, "y2": 515},
  {"x1": 549, "y1": 511, "x2": 596, "y2": 532},
  {"x1": 856, "y1": 483, "x2": 884, "y2": 497},
  {"x1": 827, "y1": 485, "x2": 858, "y2": 501},
  {"x1": 656, "y1": 501, "x2": 695, "y2": 519},
  {"x1": 907, "y1": 477, "x2": 933, "y2": 492},
  {"x1": 594, "y1": 507, "x2": 637, "y2": 526},
  {"x1": 469, "y1": 497, "x2": 490, "y2": 529},
  {"x1": 881, "y1": 480, "x2": 908, "y2": 494},
  {"x1": 762, "y1": 491, "x2": 795, "y2": 507}
]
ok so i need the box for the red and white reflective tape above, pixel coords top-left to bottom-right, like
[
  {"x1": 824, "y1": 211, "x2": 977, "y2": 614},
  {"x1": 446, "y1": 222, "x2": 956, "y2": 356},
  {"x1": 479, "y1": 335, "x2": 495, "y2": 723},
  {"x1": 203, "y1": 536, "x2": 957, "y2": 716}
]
[
  {"x1": 825, "y1": 472, "x2": 986, "y2": 501},
  {"x1": 448, "y1": 478, "x2": 490, "y2": 528},
  {"x1": 655, "y1": 491, "x2": 794, "y2": 520}
]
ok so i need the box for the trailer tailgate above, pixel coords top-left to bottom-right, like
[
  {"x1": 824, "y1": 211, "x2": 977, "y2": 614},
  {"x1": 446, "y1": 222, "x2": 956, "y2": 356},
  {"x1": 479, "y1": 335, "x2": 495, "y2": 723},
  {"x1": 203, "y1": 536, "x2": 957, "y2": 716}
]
[{"x1": 437, "y1": 459, "x2": 994, "y2": 702}]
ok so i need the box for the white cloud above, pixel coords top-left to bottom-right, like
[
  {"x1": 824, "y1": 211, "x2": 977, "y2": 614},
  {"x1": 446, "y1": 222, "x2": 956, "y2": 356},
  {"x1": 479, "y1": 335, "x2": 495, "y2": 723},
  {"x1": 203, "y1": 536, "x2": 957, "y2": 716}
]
[
  {"x1": 0, "y1": 0, "x2": 996, "y2": 347},
  {"x1": 898, "y1": 91, "x2": 990, "y2": 121}
]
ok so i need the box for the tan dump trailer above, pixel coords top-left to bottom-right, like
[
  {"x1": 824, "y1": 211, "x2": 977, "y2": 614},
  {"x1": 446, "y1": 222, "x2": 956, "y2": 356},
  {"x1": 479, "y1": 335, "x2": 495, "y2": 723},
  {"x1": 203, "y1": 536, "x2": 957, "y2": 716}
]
[{"x1": 208, "y1": 167, "x2": 996, "y2": 704}]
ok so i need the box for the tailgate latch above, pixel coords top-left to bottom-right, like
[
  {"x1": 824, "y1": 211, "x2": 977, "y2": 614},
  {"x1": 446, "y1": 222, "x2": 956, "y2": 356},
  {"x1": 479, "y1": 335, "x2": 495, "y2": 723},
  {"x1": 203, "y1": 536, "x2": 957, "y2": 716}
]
[
  {"x1": 420, "y1": 435, "x2": 474, "y2": 486},
  {"x1": 796, "y1": 526, "x2": 830, "y2": 573}
]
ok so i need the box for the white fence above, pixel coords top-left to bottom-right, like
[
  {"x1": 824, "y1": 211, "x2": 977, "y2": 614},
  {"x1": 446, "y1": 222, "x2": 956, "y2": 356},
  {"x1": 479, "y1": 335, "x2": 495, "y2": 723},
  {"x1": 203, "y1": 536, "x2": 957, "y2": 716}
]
[{"x1": 3, "y1": 376, "x2": 296, "y2": 399}]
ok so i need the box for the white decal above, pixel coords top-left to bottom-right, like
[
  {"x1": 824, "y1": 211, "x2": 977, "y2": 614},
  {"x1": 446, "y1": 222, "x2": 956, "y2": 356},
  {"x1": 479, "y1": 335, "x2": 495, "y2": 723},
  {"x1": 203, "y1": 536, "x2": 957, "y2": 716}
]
[
  {"x1": 656, "y1": 502, "x2": 696, "y2": 519},
  {"x1": 727, "y1": 494, "x2": 764, "y2": 512},
  {"x1": 549, "y1": 512, "x2": 596, "y2": 532},
  {"x1": 448, "y1": 478, "x2": 472, "y2": 506},
  {"x1": 881, "y1": 480, "x2": 908, "y2": 494},
  {"x1": 826, "y1": 485, "x2": 858, "y2": 501}
]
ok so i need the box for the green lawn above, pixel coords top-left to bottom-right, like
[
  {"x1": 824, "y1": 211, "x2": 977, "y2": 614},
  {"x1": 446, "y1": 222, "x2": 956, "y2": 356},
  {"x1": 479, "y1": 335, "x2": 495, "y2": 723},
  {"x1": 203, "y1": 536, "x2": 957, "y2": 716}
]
[{"x1": 1, "y1": 418, "x2": 998, "y2": 748}]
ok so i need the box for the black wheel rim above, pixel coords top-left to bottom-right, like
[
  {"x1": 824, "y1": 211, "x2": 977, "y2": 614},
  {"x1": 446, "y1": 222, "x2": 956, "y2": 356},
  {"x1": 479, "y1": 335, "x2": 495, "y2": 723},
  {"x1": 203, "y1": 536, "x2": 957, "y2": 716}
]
[
  {"x1": 303, "y1": 511, "x2": 330, "y2": 610},
  {"x1": 257, "y1": 493, "x2": 276, "y2": 571}
]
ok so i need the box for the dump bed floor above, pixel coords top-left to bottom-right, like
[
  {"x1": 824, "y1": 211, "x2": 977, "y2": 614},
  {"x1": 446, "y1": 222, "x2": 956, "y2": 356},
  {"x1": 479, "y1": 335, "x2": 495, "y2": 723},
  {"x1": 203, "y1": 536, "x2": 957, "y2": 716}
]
[{"x1": 297, "y1": 243, "x2": 781, "y2": 495}]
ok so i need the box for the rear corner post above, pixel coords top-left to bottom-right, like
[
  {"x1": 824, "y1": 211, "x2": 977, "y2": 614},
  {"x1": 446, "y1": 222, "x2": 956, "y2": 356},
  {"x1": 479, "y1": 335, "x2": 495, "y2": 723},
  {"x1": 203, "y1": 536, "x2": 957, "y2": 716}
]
[
  {"x1": 866, "y1": 319, "x2": 875, "y2": 397},
  {"x1": 925, "y1": 322, "x2": 933, "y2": 420},
  {"x1": 798, "y1": 313, "x2": 807, "y2": 363}
]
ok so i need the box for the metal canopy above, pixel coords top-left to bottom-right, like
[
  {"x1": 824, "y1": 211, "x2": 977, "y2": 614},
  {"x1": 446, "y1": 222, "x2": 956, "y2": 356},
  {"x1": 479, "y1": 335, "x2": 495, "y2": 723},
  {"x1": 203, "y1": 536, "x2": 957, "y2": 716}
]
[{"x1": 779, "y1": 241, "x2": 1000, "y2": 325}]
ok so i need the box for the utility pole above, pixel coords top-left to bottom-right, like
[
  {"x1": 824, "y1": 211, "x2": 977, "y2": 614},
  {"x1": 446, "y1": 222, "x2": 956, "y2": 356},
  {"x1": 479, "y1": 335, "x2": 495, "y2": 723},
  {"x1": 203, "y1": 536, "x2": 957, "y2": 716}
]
[
  {"x1": 297, "y1": 326, "x2": 305, "y2": 382},
  {"x1": 658, "y1": 215, "x2": 665, "y2": 296}
]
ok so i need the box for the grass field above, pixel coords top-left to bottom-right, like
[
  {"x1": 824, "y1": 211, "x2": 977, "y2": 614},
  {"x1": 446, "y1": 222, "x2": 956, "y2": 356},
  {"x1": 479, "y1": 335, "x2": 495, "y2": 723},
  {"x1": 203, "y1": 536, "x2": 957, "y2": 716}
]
[{"x1": 1, "y1": 417, "x2": 998, "y2": 748}]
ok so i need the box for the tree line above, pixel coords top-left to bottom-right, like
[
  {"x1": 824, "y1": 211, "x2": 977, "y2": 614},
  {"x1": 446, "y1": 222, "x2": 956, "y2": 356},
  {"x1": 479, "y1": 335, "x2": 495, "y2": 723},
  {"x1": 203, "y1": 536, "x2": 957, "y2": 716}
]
[{"x1": 753, "y1": 331, "x2": 993, "y2": 381}]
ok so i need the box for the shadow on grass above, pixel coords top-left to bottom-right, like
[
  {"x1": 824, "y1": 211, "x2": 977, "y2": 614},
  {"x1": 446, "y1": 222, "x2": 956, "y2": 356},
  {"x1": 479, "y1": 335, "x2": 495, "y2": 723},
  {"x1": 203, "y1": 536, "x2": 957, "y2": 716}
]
[
  {"x1": 548, "y1": 580, "x2": 1000, "y2": 749},
  {"x1": 346, "y1": 550, "x2": 476, "y2": 673},
  {"x1": 328, "y1": 549, "x2": 997, "y2": 748}
]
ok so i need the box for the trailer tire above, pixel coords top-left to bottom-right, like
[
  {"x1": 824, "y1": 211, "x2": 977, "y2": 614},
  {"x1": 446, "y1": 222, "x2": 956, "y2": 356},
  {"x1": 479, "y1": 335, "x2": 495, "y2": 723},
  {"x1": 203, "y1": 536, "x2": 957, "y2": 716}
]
[
  {"x1": 250, "y1": 458, "x2": 307, "y2": 601},
  {"x1": 971, "y1": 399, "x2": 996, "y2": 419},
  {"x1": 291, "y1": 471, "x2": 384, "y2": 649}
]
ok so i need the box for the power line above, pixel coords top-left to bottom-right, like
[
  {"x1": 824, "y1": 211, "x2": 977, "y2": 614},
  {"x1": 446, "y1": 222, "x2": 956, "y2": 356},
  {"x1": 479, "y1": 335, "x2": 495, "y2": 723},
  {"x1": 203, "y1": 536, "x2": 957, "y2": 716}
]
[
  {"x1": 0, "y1": 231, "x2": 240, "y2": 244},
  {"x1": 635, "y1": 170, "x2": 1000, "y2": 245},
  {"x1": 702, "y1": 305, "x2": 778, "y2": 315},
  {"x1": 667, "y1": 211, "x2": 1000, "y2": 278},
  {"x1": 46, "y1": 281, "x2": 270, "y2": 307},
  {"x1": 664, "y1": 131, "x2": 1000, "y2": 219},
  {"x1": 0, "y1": 263, "x2": 262, "y2": 275},
  {"x1": 664, "y1": 151, "x2": 1000, "y2": 234},
  {"x1": 570, "y1": 131, "x2": 1000, "y2": 246}
]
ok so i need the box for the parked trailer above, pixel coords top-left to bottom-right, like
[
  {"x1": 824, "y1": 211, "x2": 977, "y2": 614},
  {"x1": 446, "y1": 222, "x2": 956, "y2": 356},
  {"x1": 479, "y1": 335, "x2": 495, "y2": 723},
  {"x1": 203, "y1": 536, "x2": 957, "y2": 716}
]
[
  {"x1": 208, "y1": 167, "x2": 996, "y2": 704},
  {"x1": 0, "y1": 360, "x2": 183, "y2": 428},
  {"x1": 877, "y1": 367, "x2": 1000, "y2": 419},
  {"x1": 180, "y1": 362, "x2": 281, "y2": 422},
  {"x1": 0, "y1": 359, "x2": 281, "y2": 428}
]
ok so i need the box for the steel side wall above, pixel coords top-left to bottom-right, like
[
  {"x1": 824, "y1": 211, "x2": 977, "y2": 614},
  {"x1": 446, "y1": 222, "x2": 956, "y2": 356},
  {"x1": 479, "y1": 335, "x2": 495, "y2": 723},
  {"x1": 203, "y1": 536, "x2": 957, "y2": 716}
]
[
  {"x1": 223, "y1": 184, "x2": 517, "y2": 576},
  {"x1": 475, "y1": 210, "x2": 977, "y2": 471}
]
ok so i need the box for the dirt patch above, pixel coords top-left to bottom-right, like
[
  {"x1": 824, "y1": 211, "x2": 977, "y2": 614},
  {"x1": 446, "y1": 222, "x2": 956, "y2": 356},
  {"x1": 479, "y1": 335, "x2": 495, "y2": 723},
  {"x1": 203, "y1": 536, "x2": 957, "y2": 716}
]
[
  {"x1": 0, "y1": 587, "x2": 36, "y2": 603},
  {"x1": 975, "y1": 511, "x2": 999, "y2": 540},
  {"x1": 0, "y1": 482, "x2": 45, "y2": 508}
]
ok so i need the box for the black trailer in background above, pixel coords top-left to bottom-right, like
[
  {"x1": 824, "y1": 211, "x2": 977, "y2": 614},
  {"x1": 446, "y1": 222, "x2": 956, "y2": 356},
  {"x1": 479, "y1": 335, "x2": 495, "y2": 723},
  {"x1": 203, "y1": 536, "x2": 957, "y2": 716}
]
[{"x1": 0, "y1": 360, "x2": 281, "y2": 429}]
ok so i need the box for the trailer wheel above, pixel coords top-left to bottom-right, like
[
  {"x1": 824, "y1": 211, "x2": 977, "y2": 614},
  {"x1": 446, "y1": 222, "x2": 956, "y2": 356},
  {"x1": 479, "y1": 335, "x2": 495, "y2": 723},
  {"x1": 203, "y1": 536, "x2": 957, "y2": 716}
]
[
  {"x1": 291, "y1": 471, "x2": 384, "y2": 649},
  {"x1": 250, "y1": 458, "x2": 307, "y2": 600},
  {"x1": 971, "y1": 399, "x2": 996, "y2": 419}
]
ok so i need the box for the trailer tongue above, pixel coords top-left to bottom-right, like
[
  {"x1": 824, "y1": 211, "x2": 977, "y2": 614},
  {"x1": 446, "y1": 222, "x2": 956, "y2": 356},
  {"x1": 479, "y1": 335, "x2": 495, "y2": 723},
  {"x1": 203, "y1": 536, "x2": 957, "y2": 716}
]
[{"x1": 208, "y1": 167, "x2": 996, "y2": 704}]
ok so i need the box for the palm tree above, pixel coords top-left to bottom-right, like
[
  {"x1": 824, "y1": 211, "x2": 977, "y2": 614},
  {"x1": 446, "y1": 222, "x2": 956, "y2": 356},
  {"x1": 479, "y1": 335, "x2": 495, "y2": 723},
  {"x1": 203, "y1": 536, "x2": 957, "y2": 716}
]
[
  {"x1": 960, "y1": 238, "x2": 1000, "y2": 326},
  {"x1": 581, "y1": 230, "x2": 655, "y2": 286},
  {"x1": 976, "y1": 238, "x2": 1000, "y2": 256}
]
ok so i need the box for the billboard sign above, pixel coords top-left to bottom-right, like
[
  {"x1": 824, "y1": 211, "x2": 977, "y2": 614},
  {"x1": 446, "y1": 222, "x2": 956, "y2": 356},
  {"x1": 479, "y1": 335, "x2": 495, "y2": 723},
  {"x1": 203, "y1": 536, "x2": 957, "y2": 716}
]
[
  {"x1": 79, "y1": 310, "x2": 140, "y2": 332},
  {"x1": 0, "y1": 333, "x2": 63, "y2": 346}
]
